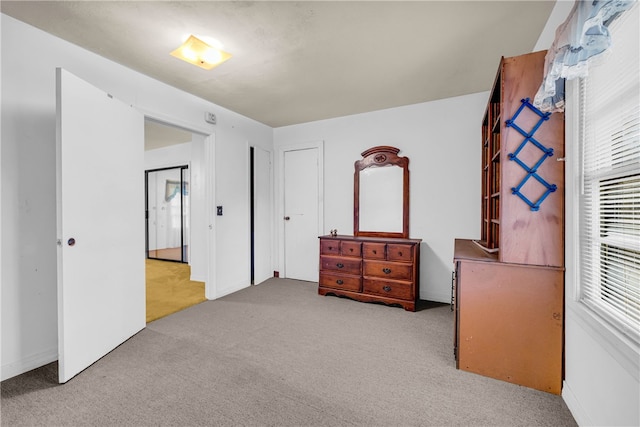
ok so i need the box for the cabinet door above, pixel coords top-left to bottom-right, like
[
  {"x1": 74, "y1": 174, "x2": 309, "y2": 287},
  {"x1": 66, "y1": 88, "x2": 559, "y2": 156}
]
[{"x1": 457, "y1": 260, "x2": 563, "y2": 394}]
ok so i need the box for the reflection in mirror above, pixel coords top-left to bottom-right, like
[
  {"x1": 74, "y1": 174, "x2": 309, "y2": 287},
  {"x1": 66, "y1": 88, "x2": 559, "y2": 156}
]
[{"x1": 359, "y1": 166, "x2": 403, "y2": 232}]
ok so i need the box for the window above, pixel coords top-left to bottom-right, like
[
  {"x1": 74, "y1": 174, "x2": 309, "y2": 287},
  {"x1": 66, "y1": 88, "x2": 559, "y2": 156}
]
[{"x1": 578, "y1": 4, "x2": 639, "y2": 343}]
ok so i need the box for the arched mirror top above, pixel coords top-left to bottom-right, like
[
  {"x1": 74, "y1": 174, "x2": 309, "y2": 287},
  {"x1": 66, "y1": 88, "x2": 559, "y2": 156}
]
[{"x1": 354, "y1": 146, "x2": 409, "y2": 239}]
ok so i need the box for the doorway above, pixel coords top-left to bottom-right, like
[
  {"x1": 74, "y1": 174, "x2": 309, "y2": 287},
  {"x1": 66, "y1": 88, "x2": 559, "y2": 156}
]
[
  {"x1": 145, "y1": 165, "x2": 190, "y2": 263},
  {"x1": 143, "y1": 118, "x2": 211, "y2": 322}
]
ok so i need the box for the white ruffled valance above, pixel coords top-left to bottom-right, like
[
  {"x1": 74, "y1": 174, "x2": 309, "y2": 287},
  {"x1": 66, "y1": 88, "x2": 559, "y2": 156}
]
[{"x1": 533, "y1": 0, "x2": 636, "y2": 112}]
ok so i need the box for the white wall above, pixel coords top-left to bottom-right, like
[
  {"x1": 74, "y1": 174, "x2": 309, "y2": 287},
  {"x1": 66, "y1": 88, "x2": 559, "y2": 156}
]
[
  {"x1": 1, "y1": 14, "x2": 272, "y2": 381},
  {"x1": 535, "y1": 2, "x2": 640, "y2": 426},
  {"x1": 274, "y1": 93, "x2": 486, "y2": 302},
  {"x1": 144, "y1": 142, "x2": 192, "y2": 170}
]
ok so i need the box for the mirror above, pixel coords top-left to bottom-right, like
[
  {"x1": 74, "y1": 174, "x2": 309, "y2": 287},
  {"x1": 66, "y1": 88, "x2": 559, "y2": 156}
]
[{"x1": 354, "y1": 146, "x2": 409, "y2": 238}]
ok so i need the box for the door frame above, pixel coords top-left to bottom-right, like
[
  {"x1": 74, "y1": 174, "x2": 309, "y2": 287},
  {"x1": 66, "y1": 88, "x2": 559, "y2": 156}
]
[
  {"x1": 145, "y1": 165, "x2": 190, "y2": 263},
  {"x1": 277, "y1": 141, "x2": 324, "y2": 278},
  {"x1": 140, "y1": 110, "x2": 216, "y2": 299}
]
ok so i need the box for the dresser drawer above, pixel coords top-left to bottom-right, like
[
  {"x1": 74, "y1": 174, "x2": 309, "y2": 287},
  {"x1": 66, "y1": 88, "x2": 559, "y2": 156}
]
[
  {"x1": 341, "y1": 240, "x2": 362, "y2": 257},
  {"x1": 363, "y1": 278, "x2": 414, "y2": 300},
  {"x1": 363, "y1": 260, "x2": 412, "y2": 281},
  {"x1": 320, "y1": 239, "x2": 340, "y2": 255},
  {"x1": 387, "y1": 244, "x2": 413, "y2": 262},
  {"x1": 319, "y1": 273, "x2": 362, "y2": 292},
  {"x1": 320, "y1": 256, "x2": 362, "y2": 275},
  {"x1": 362, "y1": 242, "x2": 386, "y2": 259}
]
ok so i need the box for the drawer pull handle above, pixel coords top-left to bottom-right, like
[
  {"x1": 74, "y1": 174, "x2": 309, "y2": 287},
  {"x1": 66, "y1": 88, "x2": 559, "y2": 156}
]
[
  {"x1": 382, "y1": 268, "x2": 392, "y2": 274},
  {"x1": 373, "y1": 250, "x2": 377, "y2": 254},
  {"x1": 383, "y1": 285, "x2": 392, "y2": 292},
  {"x1": 349, "y1": 248, "x2": 353, "y2": 252},
  {"x1": 328, "y1": 246, "x2": 333, "y2": 250},
  {"x1": 336, "y1": 279, "x2": 344, "y2": 285},
  {"x1": 337, "y1": 263, "x2": 344, "y2": 268},
  {"x1": 398, "y1": 252, "x2": 403, "y2": 256}
]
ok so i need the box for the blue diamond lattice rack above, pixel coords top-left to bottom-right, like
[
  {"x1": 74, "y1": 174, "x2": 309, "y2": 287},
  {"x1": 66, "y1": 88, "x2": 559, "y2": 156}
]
[{"x1": 505, "y1": 97, "x2": 556, "y2": 212}]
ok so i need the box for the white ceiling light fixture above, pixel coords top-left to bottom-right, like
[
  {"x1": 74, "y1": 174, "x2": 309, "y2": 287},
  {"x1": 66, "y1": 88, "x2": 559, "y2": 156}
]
[{"x1": 170, "y1": 35, "x2": 231, "y2": 70}]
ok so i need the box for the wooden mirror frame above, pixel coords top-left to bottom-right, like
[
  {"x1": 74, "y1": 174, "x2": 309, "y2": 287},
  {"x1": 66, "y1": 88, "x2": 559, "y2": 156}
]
[{"x1": 354, "y1": 146, "x2": 409, "y2": 238}]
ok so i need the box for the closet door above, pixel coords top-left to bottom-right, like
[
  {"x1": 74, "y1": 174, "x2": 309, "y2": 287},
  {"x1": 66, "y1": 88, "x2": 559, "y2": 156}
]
[
  {"x1": 283, "y1": 147, "x2": 320, "y2": 282},
  {"x1": 56, "y1": 68, "x2": 145, "y2": 383}
]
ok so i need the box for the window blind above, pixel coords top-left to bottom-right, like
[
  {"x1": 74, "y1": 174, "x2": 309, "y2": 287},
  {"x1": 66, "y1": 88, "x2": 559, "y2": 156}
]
[{"x1": 579, "y1": 3, "x2": 639, "y2": 343}]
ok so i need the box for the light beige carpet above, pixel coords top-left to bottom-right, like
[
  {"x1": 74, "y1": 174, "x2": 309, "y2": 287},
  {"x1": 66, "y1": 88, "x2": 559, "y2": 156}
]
[
  {"x1": 1, "y1": 278, "x2": 578, "y2": 426},
  {"x1": 145, "y1": 258, "x2": 205, "y2": 323}
]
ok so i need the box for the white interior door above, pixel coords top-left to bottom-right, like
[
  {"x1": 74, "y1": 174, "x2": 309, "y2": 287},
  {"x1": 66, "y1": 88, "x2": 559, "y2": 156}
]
[
  {"x1": 283, "y1": 147, "x2": 320, "y2": 282},
  {"x1": 56, "y1": 68, "x2": 145, "y2": 383},
  {"x1": 254, "y1": 147, "x2": 272, "y2": 285}
]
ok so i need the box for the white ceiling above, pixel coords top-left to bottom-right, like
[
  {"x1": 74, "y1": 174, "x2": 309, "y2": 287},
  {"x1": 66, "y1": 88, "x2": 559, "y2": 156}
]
[{"x1": 1, "y1": 1, "x2": 556, "y2": 128}]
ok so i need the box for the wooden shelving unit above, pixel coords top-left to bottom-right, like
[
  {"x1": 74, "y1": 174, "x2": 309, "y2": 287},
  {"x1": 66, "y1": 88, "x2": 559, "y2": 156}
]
[
  {"x1": 481, "y1": 79, "x2": 502, "y2": 251},
  {"x1": 454, "y1": 51, "x2": 566, "y2": 394}
]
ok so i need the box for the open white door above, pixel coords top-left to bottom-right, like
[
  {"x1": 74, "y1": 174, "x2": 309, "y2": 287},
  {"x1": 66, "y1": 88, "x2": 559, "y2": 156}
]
[
  {"x1": 253, "y1": 146, "x2": 272, "y2": 285},
  {"x1": 56, "y1": 68, "x2": 145, "y2": 383}
]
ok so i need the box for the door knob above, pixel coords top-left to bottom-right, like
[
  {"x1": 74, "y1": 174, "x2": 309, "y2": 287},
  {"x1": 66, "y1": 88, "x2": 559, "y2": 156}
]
[
  {"x1": 68, "y1": 238, "x2": 76, "y2": 246},
  {"x1": 284, "y1": 216, "x2": 290, "y2": 220}
]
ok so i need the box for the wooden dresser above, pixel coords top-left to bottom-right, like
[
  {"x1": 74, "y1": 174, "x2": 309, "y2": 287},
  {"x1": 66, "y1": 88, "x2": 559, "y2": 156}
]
[{"x1": 318, "y1": 235, "x2": 421, "y2": 311}]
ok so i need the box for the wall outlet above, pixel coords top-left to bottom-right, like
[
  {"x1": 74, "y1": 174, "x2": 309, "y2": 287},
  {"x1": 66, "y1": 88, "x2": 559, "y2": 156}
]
[{"x1": 205, "y1": 112, "x2": 216, "y2": 125}]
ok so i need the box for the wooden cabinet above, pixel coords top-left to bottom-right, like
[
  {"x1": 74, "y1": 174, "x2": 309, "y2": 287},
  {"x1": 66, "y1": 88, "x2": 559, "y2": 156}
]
[
  {"x1": 453, "y1": 240, "x2": 563, "y2": 394},
  {"x1": 453, "y1": 51, "x2": 565, "y2": 394},
  {"x1": 318, "y1": 235, "x2": 421, "y2": 311}
]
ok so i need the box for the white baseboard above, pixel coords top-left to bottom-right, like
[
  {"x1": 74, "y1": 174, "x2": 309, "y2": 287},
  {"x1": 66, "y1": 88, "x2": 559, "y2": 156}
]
[
  {"x1": 1, "y1": 347, "x2": 57, "y2": 381},
  {"x1": 212, "y1": 283, "x2": 250, "y2": 300},
  {"x1": 190, "y1": 273, "x2": 206, "y2": 282},
  {"x1": 422, "y1": 290, "x2": 452, "y2": 305},
  {"x1": 562, "y1": 380, "x2": 592, "y2": 427}
]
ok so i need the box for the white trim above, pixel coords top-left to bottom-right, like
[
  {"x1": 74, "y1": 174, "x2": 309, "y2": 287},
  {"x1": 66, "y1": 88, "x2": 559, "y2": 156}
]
[
  {"x1": 204, "y1": 133, "x2": 216, "y2": 300},
  {"x1": 565, "y1": 79, "x2": 640, "y2": 380},
  {"x1": 562, "y1": 380, "x2": 594, "y2": 427},
  {"x1": 268, "y1": 149, "x2": 275, "y2": 277},
  {"x1": 1, "y1": 347, "x2": 58, "y2": 382},
  {"x1": 139, "y1": 110, "x2": 216, "y2": 301},
  {"x1": 213, "y1": 283, "x2": 247, "y2": 300},
  {"x1": 276, "y1": 141, "x2": 324, "y2": 277},
  {"x1": 245, "y1": 140, "x2": 252, "y2": 284},
  {"x1": 138, "y1": 108, "x2": 212, "y2": 136},
  {"x1": 567, "y1": 300, "x2": 640, "y2": 381}
]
